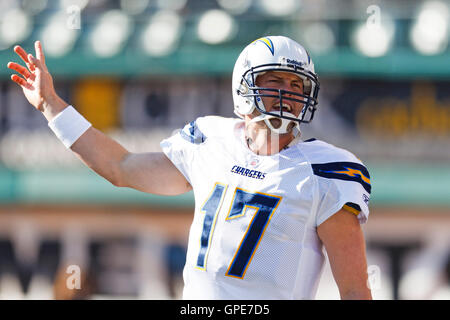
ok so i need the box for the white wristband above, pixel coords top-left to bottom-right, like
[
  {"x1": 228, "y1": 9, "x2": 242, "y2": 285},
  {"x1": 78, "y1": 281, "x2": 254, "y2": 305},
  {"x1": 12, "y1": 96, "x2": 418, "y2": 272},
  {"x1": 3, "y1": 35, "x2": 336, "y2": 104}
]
[{"x1": 48, "y1": 105, "x2": 92, "y2": 148}]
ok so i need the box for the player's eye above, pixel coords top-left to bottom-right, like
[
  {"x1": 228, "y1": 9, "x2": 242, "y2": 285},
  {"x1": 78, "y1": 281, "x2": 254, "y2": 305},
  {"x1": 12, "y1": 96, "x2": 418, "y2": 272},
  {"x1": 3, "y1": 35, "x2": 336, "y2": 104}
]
[
  {"x1": 292, "y1": 82, "x2": 302, "y2": 90},
  {"x1": 266, "y1": 79, "x2": 283, "y2": 87}
]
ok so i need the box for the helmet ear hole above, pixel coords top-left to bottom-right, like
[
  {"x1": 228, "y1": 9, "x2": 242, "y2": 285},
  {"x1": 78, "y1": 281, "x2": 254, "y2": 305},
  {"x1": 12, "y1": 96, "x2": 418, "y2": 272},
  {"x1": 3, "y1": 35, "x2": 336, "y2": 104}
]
[
  {"x1": 303, "y1": 79, "x2": 312, "y2": 95},
  {"x1": 238, "y1": 82, "x2": 248, "y2": 95}
]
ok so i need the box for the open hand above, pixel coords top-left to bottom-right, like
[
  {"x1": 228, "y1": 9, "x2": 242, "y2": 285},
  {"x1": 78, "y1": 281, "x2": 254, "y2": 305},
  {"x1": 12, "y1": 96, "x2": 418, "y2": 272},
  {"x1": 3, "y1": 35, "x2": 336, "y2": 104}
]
[{"x1": 7, "y1": 40, "x2": 57, "y2": 112}]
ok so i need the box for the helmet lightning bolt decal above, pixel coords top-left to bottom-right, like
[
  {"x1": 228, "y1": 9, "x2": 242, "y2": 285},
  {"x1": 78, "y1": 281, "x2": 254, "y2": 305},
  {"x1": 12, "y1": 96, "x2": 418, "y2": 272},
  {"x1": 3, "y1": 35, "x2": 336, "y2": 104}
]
[{"x1": 252, "y1": 37, "x2": 274, "y2": 55}]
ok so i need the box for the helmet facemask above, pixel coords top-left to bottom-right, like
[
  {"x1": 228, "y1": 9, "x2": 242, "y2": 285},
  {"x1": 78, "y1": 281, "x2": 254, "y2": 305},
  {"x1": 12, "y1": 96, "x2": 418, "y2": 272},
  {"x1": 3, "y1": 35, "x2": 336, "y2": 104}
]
[{"x1": 237, "y1": 63, "x2": 319, "y2": 135}]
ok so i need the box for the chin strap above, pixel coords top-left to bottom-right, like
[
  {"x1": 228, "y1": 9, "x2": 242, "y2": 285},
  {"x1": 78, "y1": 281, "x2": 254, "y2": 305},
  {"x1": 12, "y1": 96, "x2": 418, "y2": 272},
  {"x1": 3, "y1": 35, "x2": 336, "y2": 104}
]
[
  {"x1": 249, "y1": 112, "x2": 301, "y2": 136},
  {"x1": 283, "y1": 131, "x2": 302, "y2": 150}
]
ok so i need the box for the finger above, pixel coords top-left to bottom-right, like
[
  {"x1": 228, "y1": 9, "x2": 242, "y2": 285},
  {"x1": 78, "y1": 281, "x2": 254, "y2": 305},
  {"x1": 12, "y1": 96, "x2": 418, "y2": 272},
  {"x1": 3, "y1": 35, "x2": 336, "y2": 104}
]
[
  {"x1": 28, "y1": 54, "x2": 43, "y2": 70},
  {"x1": 14, "y1": 45, "x2": 29, "y2": 62},
  {"x1": 7, "y1": 62, "x2": 32, "y2": 79},
  {"x1": 35, "y1": 40, "x2": 46, "y2": 66},
  {"x1": 14, "y1": 45, "x2": 35, "y2": 71},
  {"x1": 11, "y1": 74, "x2": 33, "y2": 90}
]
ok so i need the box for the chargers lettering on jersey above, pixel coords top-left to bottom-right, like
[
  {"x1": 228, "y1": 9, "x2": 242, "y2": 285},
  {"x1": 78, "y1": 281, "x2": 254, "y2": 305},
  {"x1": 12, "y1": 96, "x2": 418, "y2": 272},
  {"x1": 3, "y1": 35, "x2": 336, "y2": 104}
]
[{"x1": 231, "y1": 165, "x2": 266, "y2": 180}]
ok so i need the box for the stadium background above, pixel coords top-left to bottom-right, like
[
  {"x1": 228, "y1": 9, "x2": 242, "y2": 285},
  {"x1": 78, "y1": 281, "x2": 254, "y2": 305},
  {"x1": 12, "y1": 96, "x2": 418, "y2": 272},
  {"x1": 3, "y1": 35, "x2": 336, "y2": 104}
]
[{"x1": 0, "y1": 0, "x2": 449, "y2": 299}]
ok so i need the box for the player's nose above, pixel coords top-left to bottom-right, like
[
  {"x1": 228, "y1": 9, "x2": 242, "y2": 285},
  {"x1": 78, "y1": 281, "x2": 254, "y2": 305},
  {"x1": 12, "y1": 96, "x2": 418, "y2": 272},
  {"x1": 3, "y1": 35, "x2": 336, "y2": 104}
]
[{"x1": 279, "y1": 81, "x2": 295, "y2": 96}]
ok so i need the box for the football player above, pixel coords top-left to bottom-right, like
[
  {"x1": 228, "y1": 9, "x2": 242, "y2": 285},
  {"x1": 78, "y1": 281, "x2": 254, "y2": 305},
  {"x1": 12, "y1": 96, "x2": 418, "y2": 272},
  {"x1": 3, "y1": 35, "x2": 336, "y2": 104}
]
[{"x1": 8, "y1": 36, "x2": 372, "y2": 299}]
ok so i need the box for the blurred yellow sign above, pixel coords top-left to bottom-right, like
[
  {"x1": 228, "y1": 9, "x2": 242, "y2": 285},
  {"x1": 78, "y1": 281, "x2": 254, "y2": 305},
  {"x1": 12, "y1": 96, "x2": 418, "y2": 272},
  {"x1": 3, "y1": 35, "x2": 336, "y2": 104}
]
[
  {"x1": 73, "y1": 78, "x2": 121, "y2": 131},
  {"x1": 356, "y1": 82, "x2": 450, "y2": 137}
]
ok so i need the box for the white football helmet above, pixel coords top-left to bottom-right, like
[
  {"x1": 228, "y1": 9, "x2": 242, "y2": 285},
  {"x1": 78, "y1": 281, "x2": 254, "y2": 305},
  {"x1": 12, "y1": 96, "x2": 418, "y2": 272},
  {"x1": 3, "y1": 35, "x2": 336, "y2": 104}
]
[{"x1": 232, "y1": 36, "x2": 320, "y2": 135}]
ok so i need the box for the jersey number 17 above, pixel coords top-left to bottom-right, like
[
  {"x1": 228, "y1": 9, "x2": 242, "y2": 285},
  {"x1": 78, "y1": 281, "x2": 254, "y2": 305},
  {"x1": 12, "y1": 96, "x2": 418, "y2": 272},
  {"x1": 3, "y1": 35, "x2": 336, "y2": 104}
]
[{"x1": 196, "y1": 183, "x2": 282, "y2": 279}]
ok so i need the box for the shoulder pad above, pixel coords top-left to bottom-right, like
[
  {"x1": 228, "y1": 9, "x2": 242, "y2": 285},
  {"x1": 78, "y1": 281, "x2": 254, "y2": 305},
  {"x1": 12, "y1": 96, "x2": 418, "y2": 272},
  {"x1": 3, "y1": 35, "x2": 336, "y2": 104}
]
[
  {"x1": 300, "y1": 139, "x2": 371, "y2": 194},
  {"x1": 180, "y1": 119, "x2": 207, "y2": 145},
  {"x1": 300, "y1": 139, "x2": 361, "y2": 164},
  {"x1": 180, "y1": 116, "x2": 239, "y2": 145}
]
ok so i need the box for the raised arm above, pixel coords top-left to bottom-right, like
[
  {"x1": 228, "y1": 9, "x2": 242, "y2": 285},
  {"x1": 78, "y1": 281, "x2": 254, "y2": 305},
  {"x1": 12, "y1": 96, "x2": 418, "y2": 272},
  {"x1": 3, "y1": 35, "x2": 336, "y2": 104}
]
[{"x1": 7, "y1": 41, "x2": 191, "y2": 195}]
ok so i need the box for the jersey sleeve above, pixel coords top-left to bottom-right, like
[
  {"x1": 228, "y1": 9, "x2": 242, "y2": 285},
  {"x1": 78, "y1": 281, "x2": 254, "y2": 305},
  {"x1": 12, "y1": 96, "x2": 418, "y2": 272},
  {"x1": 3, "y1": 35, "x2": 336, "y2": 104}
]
[
  {"x1": 313, "y1": 161, "x2": 371, "y2": 226},
  {"x1": 159, "y1": 119, "x2": 207, "y2": 184}
]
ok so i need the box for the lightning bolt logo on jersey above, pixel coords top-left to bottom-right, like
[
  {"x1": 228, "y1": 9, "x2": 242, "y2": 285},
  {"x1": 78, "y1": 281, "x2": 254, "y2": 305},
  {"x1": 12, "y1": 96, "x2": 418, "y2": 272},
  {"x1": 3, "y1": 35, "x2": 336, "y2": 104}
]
[{"x1": 160, "y1": 116, "x2": 371, "y2": 300}]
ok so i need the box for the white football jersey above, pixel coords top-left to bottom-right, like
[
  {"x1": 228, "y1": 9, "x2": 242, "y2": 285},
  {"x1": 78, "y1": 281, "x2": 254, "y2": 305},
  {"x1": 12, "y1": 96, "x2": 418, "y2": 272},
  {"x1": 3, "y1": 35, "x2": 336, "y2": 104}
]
[{"x1": 160, "y1": 116, "x2": 371, "y2": 300}]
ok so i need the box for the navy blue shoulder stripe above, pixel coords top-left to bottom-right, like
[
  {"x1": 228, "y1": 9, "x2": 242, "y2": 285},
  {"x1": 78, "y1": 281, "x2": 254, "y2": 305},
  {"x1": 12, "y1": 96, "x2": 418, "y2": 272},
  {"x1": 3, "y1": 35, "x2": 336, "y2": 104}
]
[
  {"x1": 180, "y1": 120, "x2": 207, "y2": 145},
  {"x1": 311, "y1": 161, "x2": 371, "y2": 194}
]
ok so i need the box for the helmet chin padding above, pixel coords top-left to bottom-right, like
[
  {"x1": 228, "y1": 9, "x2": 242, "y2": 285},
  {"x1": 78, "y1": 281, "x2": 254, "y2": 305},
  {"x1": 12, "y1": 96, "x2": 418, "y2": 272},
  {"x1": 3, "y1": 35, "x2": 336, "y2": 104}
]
[{"x1": 249, "y1": 112, "x2": 301, "y2": 136}]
